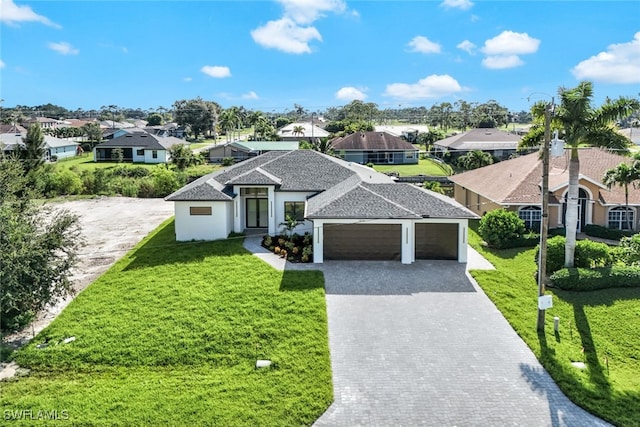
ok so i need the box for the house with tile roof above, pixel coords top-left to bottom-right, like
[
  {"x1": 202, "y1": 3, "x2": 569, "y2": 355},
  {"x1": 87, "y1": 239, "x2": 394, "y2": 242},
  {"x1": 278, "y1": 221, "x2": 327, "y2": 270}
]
[
  {"x1": 166, "y1": 150, "x2": 477, "y2": 263},
  {"x1": 433, "y1": 128, "x2": 523, "y2": 161},
  {"x1": 208, "y1": 140, "x2": 299, "y2": 163},
  {"x1": 329, "y1": 131, "x2": 419, "y2": 165},
  {"x1": 93, "y1": 131, "x2": 183, "y2": 163},
  {"x1": 449, "y1": 148, "x2": 640, "y2": 232}
]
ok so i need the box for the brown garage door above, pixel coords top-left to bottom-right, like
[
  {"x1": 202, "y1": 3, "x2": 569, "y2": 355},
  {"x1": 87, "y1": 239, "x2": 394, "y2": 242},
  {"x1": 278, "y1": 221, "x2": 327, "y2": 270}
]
[
  {"x1": 415, "y1": 223, "x2": 458, "y2": 260},
  {"x1": 324, "y1": 224, "x2": 401, "y2": 260}
]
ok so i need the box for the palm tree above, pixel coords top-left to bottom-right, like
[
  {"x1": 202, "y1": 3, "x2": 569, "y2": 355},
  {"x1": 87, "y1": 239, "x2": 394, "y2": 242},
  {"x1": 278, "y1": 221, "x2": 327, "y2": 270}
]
[
  {"x1": 521, "y1": 81, "x2": 639, "y2": 267},
  {"x1": 459, "y1": 150, "x2": 493, "y2": 170},
  {"x1": 603, "y1": 161, "x2": 640, "y2": 231},
  {"x1": 292, "y1": 125, "x2": 305, "y2": 137}
]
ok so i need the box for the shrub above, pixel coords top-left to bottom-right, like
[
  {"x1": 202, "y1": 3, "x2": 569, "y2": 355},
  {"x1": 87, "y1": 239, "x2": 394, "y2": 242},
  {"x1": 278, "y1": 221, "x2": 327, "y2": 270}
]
[
  {"x1": 584, "y1": 224, "x2": 634, "y2": 240},
  {"x1": 137, "y1": 178, "x2": 157, "y2": 198},
  {"x1": 618, "y1": 233, "x2": 640, "y2": 265},
  {"x1": 540, "y1": 236, "x2": 614, "y2": 274},
  {"x1": 44, "y1": 169, "x2": 83, "y2": 197},
  {"x1": 550, "y1": 266, "x2": 640, "y2": 291},
  {"x1": 222, "y1": 157, "x2": 235, "y2": 166},
  {"x1": 151, "y1": 166, "x2": 180, "y2": 197},
  {"x1": 111, "y1": 166, "x2": 150, "y2": 178},
  {"x1": 496, "y1": 233, "x2": 540, "y2": 249},
  {"x1": 478, "y1": 209, "x2": 526, "y2": 248}
]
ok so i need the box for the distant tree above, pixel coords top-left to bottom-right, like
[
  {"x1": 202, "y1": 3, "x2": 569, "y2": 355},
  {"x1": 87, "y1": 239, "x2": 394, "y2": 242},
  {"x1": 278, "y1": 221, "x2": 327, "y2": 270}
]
[
  {"x1": 19, "y1": 123, "x2": 46, "y2": 173},
  {"x1": 275, "y1": 117, "x2": 291, "y2": 129},
  {"x1": 173, "y1": 98, "x2": 218, "y2": 140},
  {"x1": 417, "y1": 129, "x2": 445, "y2": 151},
  {"x1": 603, "y1": 161, "x2": 640, "y2": 231},
  {"x1": 169, "y1": 144, "x2": 203, "y2": 171},
  {"x1": 0, "y1": 158, "x2": 82, "y2": 331},
  {"x1": 146, "y1": 113, "x2": 163, "y2": 126},
  {"x1": 300, "y1": 137, "x2": 334, "y2": 155},
  {"x1": 292, "y1": 125, "x2": 305, "y2": 137},
  {"x1": 82, "y1": 122, "x2": 103, "y2": 146},
  {"x1": 111, "y1": 147, "x2": 124, "y2": 163}
]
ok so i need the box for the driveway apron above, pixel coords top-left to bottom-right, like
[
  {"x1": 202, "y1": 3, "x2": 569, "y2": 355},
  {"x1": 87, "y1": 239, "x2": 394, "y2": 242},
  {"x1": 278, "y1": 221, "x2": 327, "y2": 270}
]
[{"x1": 312, "y1": 259, "x2": 610, "y2": 427}]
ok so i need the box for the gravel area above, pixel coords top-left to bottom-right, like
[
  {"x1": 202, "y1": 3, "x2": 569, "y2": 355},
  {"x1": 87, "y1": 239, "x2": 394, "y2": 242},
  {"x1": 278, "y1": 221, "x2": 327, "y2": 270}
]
[{"x1": 3, "y1": 197, "x2": 175, "y2": 348}]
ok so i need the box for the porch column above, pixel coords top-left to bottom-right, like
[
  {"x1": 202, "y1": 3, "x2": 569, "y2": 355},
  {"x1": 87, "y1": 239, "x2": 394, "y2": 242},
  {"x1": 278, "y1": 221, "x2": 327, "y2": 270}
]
[
  {"x1": 268, "y1": 186, "x2": 276, "y2": 235},
  {"x1": 313, "y1": 222, "x2": 324, "y2": 263},
  {"x1": 458, "y1": 221, "x2": 468, "y2": 263},
  {"x1": 401, "y1": 220, "x2": 413, "y2": 264}
]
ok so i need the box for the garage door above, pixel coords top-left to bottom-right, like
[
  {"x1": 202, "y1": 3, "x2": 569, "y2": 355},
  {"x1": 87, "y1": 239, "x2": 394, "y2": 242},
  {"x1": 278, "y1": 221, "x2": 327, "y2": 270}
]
[
  {"x1": 415, "y1": 223, "x2": 458, "y2": 260},
  {"x1": 323, "y1": 224, "x2": 401, "y2": 260}
]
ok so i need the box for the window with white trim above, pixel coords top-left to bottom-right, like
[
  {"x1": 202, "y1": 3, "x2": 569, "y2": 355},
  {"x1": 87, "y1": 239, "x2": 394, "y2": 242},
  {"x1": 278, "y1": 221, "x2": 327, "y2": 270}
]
[
  {"x1": 608, "y1": 207, "x2": 635, "y2": 230},
  {"x1": 284, "y1": 201, "x2": 305, "y2": 221},
  {"x1": 518, "y1": 206, "x2": 542, "y2": 230}
]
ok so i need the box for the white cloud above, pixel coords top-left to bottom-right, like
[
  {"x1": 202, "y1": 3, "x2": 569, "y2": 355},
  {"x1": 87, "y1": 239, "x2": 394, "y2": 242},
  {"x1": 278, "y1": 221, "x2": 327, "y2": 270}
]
[
  {"x1": 251, "y1": 17, "x2": 322, "y2": 54},
  {"x1": 407, "y1": 36, "x2": 441, "y2": 54},
  {"x1": 1, "y1": 0, "x2": 61, "y2": 28},
  {"x1": 277, "y1": 0, "x2": 346, "y2": 25},
  {"x1": 251, "y1": 0, "x2": 350, "y2": 54},
  {"x1": 481, "y1": 31, "x2": 539, "y2": 69},
  {"x1": 384, "y1": 74, "x2": 463, "y2": 100},
  {"x1": 571, "y1": 32, "x2": 640, "y2": 84},
  {"x1": 242, "y1": 91, "x2": 259, "y2": 100},
  {"x1": 457, "y1": 40, "x2": 476, "y2": 55},
  {"x1": 0, "y1": 59, "x2": 5, "y2": 68},
  {"x1": 201, "y1": 65, "x2": 231, "y2": 78},
  {"x1": 481, "y1": 31, "x2": 540, "y2": 55},
  {"x1": 440, "y1": 0, "x2": 474, "y2": 11},
  {"x1": 48, "y1": 41, "x2": 78, "y2": 55},
  {"x1": 482, "y1": 55, "x2": 523, "y2": 69},
  {"x1": 335, "y1": 86, "x2": 367, "y2": 101}
]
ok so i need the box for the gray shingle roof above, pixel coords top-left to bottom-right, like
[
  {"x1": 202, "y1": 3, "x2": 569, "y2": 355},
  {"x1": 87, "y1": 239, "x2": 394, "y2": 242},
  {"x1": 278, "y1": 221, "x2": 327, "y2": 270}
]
[{"x1": 95, "y1": 132, "x2": 181, "y2": 150}]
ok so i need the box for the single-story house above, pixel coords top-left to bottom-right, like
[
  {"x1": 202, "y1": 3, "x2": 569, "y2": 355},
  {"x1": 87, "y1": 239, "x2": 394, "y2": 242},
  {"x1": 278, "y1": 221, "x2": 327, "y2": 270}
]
[
  {"x1": 329, "y1": 131, "x2": 419, "y2": 165},
  {"x1": 0, "y1": 133, "x2": 79, "y2": 160},
  {"x1": 277, "y1": 121, "x2": 331, "y2": 141},
  {"x1": 166, "y1": 150, "x2": 477, "y2": 264},
  {"x1": 449, "y1": 148, "x2": 640, "y2": 232},
  {"x1": 208, "y1": 141, "x2": 299, "y2": 163},
  {"x1": 0, "y1": 124, "x2": 27, "y2": 134},
  {"x1": 22, "y1": 117, "x2": 64, "y2": 130},
  {"x1": 433, "y1": 128, "x2": 523, "y2": 160},
  {"x1": 93, "y1": 131, "x2": 183, "y2": 163}
]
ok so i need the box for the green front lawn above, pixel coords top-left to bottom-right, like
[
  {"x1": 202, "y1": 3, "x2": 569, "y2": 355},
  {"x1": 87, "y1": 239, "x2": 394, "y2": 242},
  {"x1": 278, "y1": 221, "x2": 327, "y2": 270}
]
[
  {"x1": 468, "y1": 222, "x2": 640, "y2": 426},
  {"x1": 1, "y1": 220, "x2": 332, "y2": 426},
  {"x1": 373, "y1": 158, "x2": 453, "y2": 176}
]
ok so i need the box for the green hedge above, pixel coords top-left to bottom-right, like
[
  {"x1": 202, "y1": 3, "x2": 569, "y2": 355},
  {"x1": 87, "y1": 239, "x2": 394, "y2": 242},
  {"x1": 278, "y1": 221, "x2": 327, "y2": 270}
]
[
  {"x1": 584, "y1": 224, "x2": 634, "y2": 241},
  {"x1": 550, "y1": 266, "x2": 640, "y2": 291},
  {"x1": 497, "y1": 234, "x2": 541, "y2": 249}
]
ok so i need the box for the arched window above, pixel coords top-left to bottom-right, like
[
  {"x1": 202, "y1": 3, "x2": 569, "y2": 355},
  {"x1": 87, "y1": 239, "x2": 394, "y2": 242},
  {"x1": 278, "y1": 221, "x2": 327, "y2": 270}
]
[
  {"x1": 608, "y1": 207, "x2": 635, "y2": 230},
  {"x1": 518, "y1": 206, "x2": 542, "y2": 231}
]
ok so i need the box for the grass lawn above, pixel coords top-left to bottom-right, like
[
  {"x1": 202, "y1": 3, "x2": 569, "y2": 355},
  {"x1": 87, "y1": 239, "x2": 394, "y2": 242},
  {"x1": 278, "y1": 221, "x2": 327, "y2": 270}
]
[
  {"x1": 373, "y1": 158, "x2": 453, "y2": 176},
  {"x1": 1, "y1": 220, "x2": 332, "y2": 426},
  {"x1": 468, "y1": 222, "x2": 640, "y2": 426}
]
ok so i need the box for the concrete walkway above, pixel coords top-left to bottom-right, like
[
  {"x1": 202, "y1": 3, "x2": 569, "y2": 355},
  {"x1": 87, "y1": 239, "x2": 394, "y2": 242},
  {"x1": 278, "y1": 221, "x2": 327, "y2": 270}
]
[{"x1": 242, "y1": 237, "x2": 610, "y2": 426}]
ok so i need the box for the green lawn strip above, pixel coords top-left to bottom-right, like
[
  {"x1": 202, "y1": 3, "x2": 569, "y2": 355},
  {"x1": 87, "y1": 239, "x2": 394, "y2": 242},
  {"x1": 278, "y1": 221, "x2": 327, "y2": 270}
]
[
  {"x1": 3, "y1": 220, "x2": 332, "y2": 425},
  {"x1": 468, "y1": 222, "x2": 640, "y2": 426},
  {"x1": 373, "y1": 158, "x2": 452, "y2": 176}
]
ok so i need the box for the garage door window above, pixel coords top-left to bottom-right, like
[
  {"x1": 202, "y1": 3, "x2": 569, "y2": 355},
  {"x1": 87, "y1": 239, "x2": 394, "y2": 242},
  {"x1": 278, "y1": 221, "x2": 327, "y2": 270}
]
[{"x1": 284, "y1": 201, "x2": 305, "y2": 221}]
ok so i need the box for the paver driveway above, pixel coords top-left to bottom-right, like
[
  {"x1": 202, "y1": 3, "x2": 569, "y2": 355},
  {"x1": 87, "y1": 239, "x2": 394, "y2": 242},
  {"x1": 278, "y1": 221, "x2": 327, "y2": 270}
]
[{"x1": 311, "y1": 259, "x2": 610, "y2": 427}]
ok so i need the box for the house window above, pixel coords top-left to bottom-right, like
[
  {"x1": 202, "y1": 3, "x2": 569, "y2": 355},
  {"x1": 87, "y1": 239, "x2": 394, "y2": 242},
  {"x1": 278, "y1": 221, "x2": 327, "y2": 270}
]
[
  {"x1": 152, "y1": 150, "x2": 158, "y2": 159},
  {"x1": 136, "y1": 149, "x2": 144, "y2": 156},
  {"x1": 405, "y1": 151, "x2": 414, "y2": 159},
  {"x1": 240, "y1": 187, "x2": 268, "y2": 197},
  {"x1": 190, "y1": 206, "x2": 212, "y2": 216},
  {"x1": 284, "y1": 201, "x2": 305, "y2": 221},
  {"x1": 608, "y1": 207, "x2": 635, "y2": 230},
  {"x1": 519, "y1": 206, "x2": 542, "y2": 231}
]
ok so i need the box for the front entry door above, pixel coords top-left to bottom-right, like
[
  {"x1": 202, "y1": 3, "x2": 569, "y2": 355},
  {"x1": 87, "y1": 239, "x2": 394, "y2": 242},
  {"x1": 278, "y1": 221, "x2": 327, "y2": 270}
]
[{"x1": 246, "y1": 198, "x2": 268, "y2": 228}]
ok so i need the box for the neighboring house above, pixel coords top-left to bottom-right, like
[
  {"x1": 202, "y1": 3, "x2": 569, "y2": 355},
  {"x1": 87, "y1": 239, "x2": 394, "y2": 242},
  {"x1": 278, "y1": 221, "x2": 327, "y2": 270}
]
[
  {"x1": 277, "y1": 121, "x2": 330, "y2": 141},
  {"x1": 208, "y1": 141, "x2": 299, "y2": 163},
  {"x1": 144, "y1": 123, "x2": 186, "y2": 139},
  {"x1": 99, "y1": 120, "x2": 135, "y2": 129},
  {"x1": 93, "y1": 131, "x2": 183, "y2": 163},
  {"x1": 329, "y1": 131, "x2": 419, "y2": 165},
  {"x1": 23, "y1": 117, "x2": 63, "y2": 130},
  {"x1": 0, "y1": 133, "x2": 79, "y2": 160},
  {"x1": 166, "y1": 150, "x2": 477, "y2": 263},
  {"x1": 433, "y1": 128, "x2": 522, "y2": 160},
  {"x1": 0, "y1": 124, "x2": 27, "y2": 134},
  {"x1": 374, "y1": 125, "x2": 430, "y2": 143},
  {"x1": 449, "y1": 148, "x2": 640, "y2": 232}
]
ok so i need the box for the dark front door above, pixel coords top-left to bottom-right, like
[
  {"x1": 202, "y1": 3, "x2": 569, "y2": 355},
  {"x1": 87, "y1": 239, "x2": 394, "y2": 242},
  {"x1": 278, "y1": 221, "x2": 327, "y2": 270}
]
[{"x1": 246, "y1": 198, "x2": 268, "y2": 228}]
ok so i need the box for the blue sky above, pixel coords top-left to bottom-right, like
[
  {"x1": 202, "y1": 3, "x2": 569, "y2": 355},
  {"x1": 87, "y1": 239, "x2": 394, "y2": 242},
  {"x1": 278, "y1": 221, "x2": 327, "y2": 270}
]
[{"x1": 1, "y1": 0, "x2": 639, "y2": 114}]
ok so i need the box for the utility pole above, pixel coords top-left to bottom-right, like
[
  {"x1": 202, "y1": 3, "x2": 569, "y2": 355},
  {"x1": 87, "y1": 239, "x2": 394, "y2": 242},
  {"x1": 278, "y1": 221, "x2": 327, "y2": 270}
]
[{"x1": 537, "y1": 99, "x2": 553, "y2": 331}]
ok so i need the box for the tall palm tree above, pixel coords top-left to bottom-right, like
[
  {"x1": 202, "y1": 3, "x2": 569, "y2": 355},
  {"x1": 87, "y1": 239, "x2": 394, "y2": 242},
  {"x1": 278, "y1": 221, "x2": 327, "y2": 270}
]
[
  {"x1": 459, "y1": 150, "x2": 493, "y2": 170},
  {"x1": 603, "y1": 161, "x2": 640, "y2": 231},
  {"x1": 292, "y1": 125, "x2": 305, "y2": 137},
  {"x1": 521, "y1": 81, "x2": 639, "y2": 267}
]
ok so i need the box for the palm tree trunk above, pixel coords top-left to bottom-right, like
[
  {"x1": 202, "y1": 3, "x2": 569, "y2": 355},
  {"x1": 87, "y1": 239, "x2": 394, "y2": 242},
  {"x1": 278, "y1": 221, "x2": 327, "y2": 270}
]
[{"x1": 565, "y1": 147, "x2": 580, "y2": 267}]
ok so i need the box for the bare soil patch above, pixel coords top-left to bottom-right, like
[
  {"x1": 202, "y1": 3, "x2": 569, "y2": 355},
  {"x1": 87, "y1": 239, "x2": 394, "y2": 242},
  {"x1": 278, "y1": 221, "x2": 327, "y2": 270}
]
[{"x1": 3, "y1": 197, "x2": 174, "y2": 347}]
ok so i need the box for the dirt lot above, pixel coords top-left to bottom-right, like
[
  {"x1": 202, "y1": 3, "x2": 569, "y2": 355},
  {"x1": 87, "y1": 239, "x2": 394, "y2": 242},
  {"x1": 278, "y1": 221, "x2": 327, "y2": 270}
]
[{"x1": 5, "y1": 197, "x2": 175, "y2": 347}]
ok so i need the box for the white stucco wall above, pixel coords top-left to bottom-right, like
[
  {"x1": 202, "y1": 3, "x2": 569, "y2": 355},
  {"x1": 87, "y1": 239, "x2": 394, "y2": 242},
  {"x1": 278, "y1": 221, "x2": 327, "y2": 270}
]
[
  {"x1": 174, "y1": 201, "x2": 232, "y2": 241},
  {"x1": 144, "y1": 149, "x2": 167, "y2": 164}
]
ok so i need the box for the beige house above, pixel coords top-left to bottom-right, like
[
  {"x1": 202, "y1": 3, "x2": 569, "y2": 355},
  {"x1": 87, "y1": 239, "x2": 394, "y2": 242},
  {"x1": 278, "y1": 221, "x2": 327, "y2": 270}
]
[{"x1": 449, "y1": 148, "x2": 640, "y2": 232}]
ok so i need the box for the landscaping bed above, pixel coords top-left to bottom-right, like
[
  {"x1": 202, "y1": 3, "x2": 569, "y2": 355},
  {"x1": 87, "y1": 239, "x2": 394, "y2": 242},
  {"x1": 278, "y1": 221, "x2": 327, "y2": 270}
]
[{"x1": 262, "y1": 233, "x2": 314, "y2": 263}]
